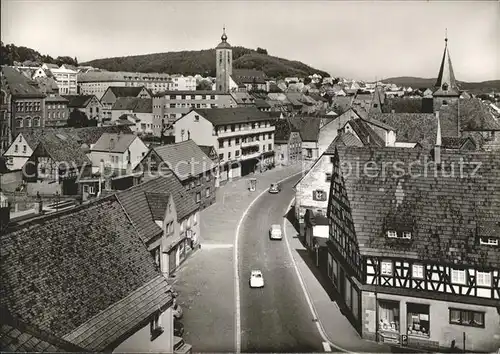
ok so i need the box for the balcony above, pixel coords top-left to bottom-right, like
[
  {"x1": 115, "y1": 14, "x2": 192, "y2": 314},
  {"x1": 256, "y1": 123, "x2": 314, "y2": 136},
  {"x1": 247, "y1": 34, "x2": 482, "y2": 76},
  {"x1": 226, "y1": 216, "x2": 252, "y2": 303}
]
[
  {"x1": 240, "y1": 140, "x2": 260, "y2": 148},
  {"x1": 240, "y1": 152, "x2": 261, "y2": 160},
  {"x1": 217, "y1": 125, "x2": 274, "y2": 138}
]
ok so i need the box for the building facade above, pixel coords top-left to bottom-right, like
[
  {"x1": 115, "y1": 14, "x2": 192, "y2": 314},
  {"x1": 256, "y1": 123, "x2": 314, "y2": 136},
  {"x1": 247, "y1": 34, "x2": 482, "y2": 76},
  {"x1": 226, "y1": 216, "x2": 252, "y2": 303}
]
[
  {"x1": 50, "y1": 65, "x2": 78, "y2": 95},
  {"x1": 44, "y1": 94, "x2": 69, "y2": 127},
  {"x1": 173, "y1": 107, "x2": 275, "y2": 182},
  {"x1": 325, "y1": 146, "x2": 500, "y2": 352}
]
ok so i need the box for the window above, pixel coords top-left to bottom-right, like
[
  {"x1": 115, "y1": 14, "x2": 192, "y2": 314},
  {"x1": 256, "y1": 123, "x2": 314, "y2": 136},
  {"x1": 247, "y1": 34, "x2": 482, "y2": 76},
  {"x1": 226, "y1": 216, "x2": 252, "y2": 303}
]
[
  {"x1": 451, "y1": 269, "x2": 466, "y2": 285},
  {"x1": 381, "y1": 261, "x2": 393, "y2": 276},
  {"x1": 235, "y1": 138, "x2": 240, "y2": 145},
  {"x1": 326, "y1": 173, "x2": 332, "y2": 182},
  {"x1": 14, "y1": 145, "x2": 18, "y2": 152},
  {"x1": 449, "y1": 309, "x2": 485, "y2": 328},
  {"x1": 228, "y1": 152, "x2": 231, "y2": 159},
  {"x1": 479, "y1": 237, "x2": 498, "y2": 246},
  {"x1": 313, "y1": 189, "x2": 326, "y2": 201},
  {"x1": 194, "y1": 115, "x2": 200, "y2": 122},
  {"x1": 25, "y1": 118, "x2": 32, "y2": 127},
  {"x1": 378, "y1": 300, "x2": 399, "y2": 333},
  {"x1": 205, "y1": 173, "x2": 210, "y2": 182},
  {"x1": 235, "y1": 150, "x2": 240, "y2": 157},
  {"x1": 476, "y1": 271, "x2": 491, "y2": 286},
  {"x1": 22, "y1": 145, "x2": 26, "y2": 153},
  {"x1": 412, "y1": 264, "x2": 424, "y2": 279},
  {"x1": 205, "y1": 187, "x2": 210, "y2": 197},
  {"x1": 386, "y1": 230, "x2": 397, "y2": 238},
  {"x1": 219, "y1": 153, "x2": 224, "y2": 160},
  {"x1": 196, "y1": 192, "x2": 201, "y2": 203},
  {"x1": 228, "y1": 139, "x2": 232, "y2": 147},
  {"x1": 268, "y1": 143, "x2": 272, "y2": 150},
  {"x1": 219, "y1": 140, "x2": 224, "y2": 149},
  {"x1": 407, "y1": 303, "x2": 430, "y2": 337},
  {"x1": 150, "y1": 247, "x2": 160, "y2": 268},
  {"x1": 402, "y1": 231, "x2": 412, "y2": 239},
  {"x1": 33, "y1": 117, "x2": 40, "y2": 127}
]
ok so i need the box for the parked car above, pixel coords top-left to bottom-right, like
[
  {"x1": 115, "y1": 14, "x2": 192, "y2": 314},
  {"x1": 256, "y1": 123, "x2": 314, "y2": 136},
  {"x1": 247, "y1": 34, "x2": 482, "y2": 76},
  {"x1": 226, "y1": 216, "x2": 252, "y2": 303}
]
[
  {"x1": 269, "y1": 183, "x2": 281, "y2": 194},
  {"x1": 249, "y1": 270, "x2": 264, "y2": 288},
  {"x1": 269, "y1": 224, "x2": 283, "y2": 240},
  {"x1": 173, "y1": 303, "x2": 183, "y2": 319},
  {"x1": 174, "y1": 319, "x2": 185, "y2": 337}
]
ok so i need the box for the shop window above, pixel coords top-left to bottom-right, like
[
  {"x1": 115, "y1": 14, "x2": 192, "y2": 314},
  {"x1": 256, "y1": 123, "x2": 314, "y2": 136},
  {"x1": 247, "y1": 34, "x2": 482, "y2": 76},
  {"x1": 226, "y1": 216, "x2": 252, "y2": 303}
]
[
  {"x1": 449, "y1": 308, "x2": 485, "y2": 328},
  {"x1": 407, "y1": 303, "x2": 430, "y2": 338},
  {"x1": 378, "y1": 300, "x2": 400, "y2": 334}
]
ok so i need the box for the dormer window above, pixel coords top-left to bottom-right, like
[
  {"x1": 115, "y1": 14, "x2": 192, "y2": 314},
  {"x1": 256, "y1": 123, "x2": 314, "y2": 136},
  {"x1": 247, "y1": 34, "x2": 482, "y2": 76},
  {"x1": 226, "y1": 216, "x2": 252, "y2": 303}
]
[
  {"x1": 442, "y1": 83, "x2": 448, "y2": 91},
  {"x1": 387, "y1": 230, "x2": 397, "y2": 238},
  {"x1": 479, "y1": 237, "x2": 498, "y2": 246},
  {"x1": 402, "y1": 231, "x2": 412, "y2": 239}
]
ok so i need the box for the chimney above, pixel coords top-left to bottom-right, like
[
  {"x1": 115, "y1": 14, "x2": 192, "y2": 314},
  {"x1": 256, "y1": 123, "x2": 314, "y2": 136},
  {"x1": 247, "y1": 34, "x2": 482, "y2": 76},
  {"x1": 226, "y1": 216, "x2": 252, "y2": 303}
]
[
  {"x1": 109, "y1": 138, "x2": 115, "y2": 151},
  {"x1": 434, "y1": 111, "x2": 442, "y2": 165}
]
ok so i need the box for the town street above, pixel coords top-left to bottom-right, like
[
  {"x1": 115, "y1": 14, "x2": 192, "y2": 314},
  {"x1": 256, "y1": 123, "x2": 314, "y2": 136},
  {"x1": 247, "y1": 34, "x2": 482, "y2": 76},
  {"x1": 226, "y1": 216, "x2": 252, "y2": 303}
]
[{"x1": 239, "y1": 175, "x2": 324, "y2": 352}]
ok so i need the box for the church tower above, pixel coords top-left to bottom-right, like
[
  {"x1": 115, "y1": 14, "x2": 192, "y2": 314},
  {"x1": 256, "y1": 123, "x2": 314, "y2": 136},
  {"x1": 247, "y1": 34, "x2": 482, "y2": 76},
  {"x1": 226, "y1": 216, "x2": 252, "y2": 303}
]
[
  {"x1": 215, "y1": 27, "x2": 232, "y2": 93},
  {"x1": 433, "y1": 32, "x2": 460, "y2": 111}
]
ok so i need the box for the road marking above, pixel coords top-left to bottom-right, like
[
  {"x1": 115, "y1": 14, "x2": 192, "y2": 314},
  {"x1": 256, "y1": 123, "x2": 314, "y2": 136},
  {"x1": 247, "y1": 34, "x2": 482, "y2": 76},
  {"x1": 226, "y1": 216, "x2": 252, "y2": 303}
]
[
  {"x1": 282, "y1": 197, "x2": 349, "y2": 353},
  {"x1": 234, "y1": 170, "x2": 304, "y2": 354},
  {"x1": 323, "y1": 341, "x2": 332, "y2": 352}
]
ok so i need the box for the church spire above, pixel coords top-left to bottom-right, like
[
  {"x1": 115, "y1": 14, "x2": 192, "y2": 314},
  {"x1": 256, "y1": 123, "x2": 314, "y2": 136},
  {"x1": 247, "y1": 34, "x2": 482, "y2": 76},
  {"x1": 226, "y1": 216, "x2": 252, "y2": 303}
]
[
  {"x1": 221, "y1": 25, "x2": 227, "y2": 42},
  {"x1": 434, "y1": 30, "x2": 458, "y2": 96}
]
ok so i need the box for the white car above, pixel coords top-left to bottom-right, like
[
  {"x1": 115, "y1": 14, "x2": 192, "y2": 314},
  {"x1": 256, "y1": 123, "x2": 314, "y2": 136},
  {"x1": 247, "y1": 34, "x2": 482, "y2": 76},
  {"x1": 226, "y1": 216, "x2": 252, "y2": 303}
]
[
  {"x1": 249, "y1": 270, "x2": 264, "y2": 288},
  {"x1": 269, "y1": 224, "x2": 283, "y2": 240}
]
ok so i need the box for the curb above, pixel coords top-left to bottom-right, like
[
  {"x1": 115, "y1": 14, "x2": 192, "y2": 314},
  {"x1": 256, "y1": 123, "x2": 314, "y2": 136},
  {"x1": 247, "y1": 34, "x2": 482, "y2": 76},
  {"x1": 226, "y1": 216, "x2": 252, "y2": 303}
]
[
  {"x1": 283, "y1": 197, "x2": 353, "y2": 353},
  {"x1": 234, "y1": 170, "x2": 305, "y2": 354}
]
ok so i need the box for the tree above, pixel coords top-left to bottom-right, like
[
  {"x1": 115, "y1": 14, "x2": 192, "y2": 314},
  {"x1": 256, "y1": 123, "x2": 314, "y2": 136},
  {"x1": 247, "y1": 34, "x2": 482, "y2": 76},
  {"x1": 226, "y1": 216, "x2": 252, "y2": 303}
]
[
  {"x1": 67, "y1": 109, "x2": 91, "y2": 128},
  {"x1": 256, "y1": 47, "x2": 268, "y2": 55},
  {"x1": 303, "y1": 77, "x2": 312, "y2": 85},
  {"x1": 196, "y1": 80, "x2": 213, "y2": 91}
]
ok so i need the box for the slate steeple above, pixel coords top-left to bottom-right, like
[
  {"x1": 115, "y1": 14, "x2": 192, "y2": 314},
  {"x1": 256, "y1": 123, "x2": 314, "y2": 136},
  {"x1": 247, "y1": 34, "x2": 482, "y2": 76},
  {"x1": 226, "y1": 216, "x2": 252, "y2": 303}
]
[{"x1": 433, "y1": 31, "x2": 459, "y2": 97}]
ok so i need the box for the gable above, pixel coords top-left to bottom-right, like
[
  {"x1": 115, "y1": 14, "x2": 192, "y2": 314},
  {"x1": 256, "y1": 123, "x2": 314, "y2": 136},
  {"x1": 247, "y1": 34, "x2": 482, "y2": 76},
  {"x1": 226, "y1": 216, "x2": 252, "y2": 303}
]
[{"x1": 4, "y1": 134, "x2": 34, "y2": 156}]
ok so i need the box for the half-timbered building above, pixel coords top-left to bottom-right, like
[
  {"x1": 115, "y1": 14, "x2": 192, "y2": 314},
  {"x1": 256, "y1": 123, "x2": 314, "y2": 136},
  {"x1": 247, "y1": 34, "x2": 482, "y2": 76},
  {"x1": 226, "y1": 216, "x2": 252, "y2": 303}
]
[{"x1": 325, "y1": 142, "x2": 500, "y2": 352}]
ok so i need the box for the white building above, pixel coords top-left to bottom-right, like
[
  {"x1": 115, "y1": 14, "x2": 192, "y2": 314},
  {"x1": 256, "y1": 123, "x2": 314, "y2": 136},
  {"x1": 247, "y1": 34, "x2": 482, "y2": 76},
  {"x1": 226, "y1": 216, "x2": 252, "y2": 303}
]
[{"x1": 50, "y1": 65, "x2": 78, "y2": 95}]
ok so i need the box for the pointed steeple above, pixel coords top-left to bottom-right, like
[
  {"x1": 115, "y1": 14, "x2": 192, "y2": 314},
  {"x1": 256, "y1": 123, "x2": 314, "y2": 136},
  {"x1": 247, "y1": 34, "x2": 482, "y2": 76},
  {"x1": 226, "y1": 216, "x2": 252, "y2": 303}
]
[
  {"x1": 436, "y1": 111, "x2": 442, "y2": 146},
  {"x1": 434, "y1": 31, "x2": 459, "y2": 96}
]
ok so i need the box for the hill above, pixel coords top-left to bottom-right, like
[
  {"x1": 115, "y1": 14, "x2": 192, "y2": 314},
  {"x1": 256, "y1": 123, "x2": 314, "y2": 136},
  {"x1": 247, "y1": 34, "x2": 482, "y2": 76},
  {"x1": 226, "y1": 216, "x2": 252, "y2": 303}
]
[
  {"x1": 80, "y1": 47, "x2": 330, "y2": 79},
  {"x1": 0, "y1": 41, "x2": 78, "y2": 67},
  {"x1": 381, "y1": 76, "x2": 500, "y2": 93}
]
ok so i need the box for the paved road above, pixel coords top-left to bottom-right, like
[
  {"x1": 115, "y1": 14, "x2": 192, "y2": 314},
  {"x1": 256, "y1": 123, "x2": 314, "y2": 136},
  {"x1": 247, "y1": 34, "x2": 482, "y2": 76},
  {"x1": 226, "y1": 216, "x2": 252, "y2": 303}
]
[{"x1": 239, "y1": 175, "x2": 324, "y2": 353}]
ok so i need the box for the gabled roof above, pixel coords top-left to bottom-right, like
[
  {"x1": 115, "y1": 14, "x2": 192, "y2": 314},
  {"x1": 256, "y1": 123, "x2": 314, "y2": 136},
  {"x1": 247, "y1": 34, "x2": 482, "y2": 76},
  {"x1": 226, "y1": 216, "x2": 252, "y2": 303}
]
[
  {"x1": 31, "y1": 131, "x2": 91, "y2": 166},
  {"x1": 334, "y1": 147, "x2": 500, "y2": 268},
  {"x1": 254, "y1": 98, "x2": 271, "y2": 108},
  {"x1": 345, "y1": 119, "x2": 385, "y2": 146},
  {"x1": 289, "y1": 117, "x2": 321, "y2": 142},
  {"x1": 91, "y1": 133, "x2": 138, "y2": 153},
  {"x1": 232, "y1": 69, "x2": 267, "y2": 84},
  {"x1": 44, "y1": 94, "x2": 68, "y2": 103},
  {"x1": 145, "y1": 192, "x2": 171, "y2": 221},
  {"x1": 441, "y1": 136, "x2": 476, "y2": 150},
  {"x1": 62, "y1": 95, "x2": 96, "y2": 108},
  {"x1": 117, "y1": 175, "x2": 198, "y2": 229},
  {"x1": 111, "y1": 97, "x2": 152, "y2": 113},
  {"x1": 192, "y1": 107, "x2": 271, "y2": 125},
  {"x1": 382, "y1": 97, "x2": 423, "y2": 113},
  {"x1": 230, "y1": 91, "x2": 255, "y2": 105},
  {"x1": 0, "y1": 195, "x2": 171, "y2": 351},
  {"x1": 198, "y1": 145, "x2": 216, "y2": 158},
  {"x1": 107, "y1": 86, "x2": 147, "y2": 98},
  {"x1": 151, "y1": 139, "x2": 216, "y2": 181},
  {"x1": 2, "y1": 66, "x2": 45, "y2": 98},
  {"x1": 329, "y1": 132, "x2": 364, "y2": 147},
  {"x1": 0, "y1": 314, "x2": 87, "y2": 352}
]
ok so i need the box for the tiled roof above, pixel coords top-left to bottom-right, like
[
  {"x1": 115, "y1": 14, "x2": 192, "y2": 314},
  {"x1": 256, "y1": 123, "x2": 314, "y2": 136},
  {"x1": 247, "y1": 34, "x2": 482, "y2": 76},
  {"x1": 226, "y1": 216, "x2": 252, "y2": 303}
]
[
  {"x1": 330, "y1": 96, "x2": 353, "y2": 113},
  {"x1": 271, "y1": 118, "x2": 292, "y2": 142},
  {"x1": 30, "y1": 131, "x2": 91, "y2": 166},
  {"x1": 44, "y1": 94, "x2": 68, "y2": 103},
  {"x1": 145, "y1": 192, "x2": 171, "y2": 221},
  {"x1": 91, "y1": 133, "x2": 137, "y2": 153},
  {"x1": 78, "y1": 71, "x2": 172, "y2": 83},
  {"x1": 111, "y1": 97, "x2": 152, "y2": 113},
  {"x1": 62, "y1": 275, "x2": 171, "y2": 351},
  {"x1": 118, "y1": 174, "x2": 198, "y2": 230},
  {"x1": 369, "y1": 113, "x2": 438, "y2": 149},
  {"x1": 330, "y1": 132, "x2": 364, "y2": 147},
  {"x1": 289, "y1": 117, "x2": 321, "y2": 142},
  {"x1": 153, "y1": 90, "x2": 226, "y2": 98},
  {"x1": 230, "y1": 92, "x2": 255, "y2": 105},
  {"x1": 254, "y1": 98, "x2": 271, "y2": 108},
  {"x1": 152, "y1": 140, "x2": 216, "y2": 181},
  {"x1": 62, "y1": 95, "x2": 95, "y2": 108},
  {"x1": 107, "y1": 86, "x2": 145, "y2": 98},
  {"x1": 2, "y1": 66, "x2": 45, "y2": 98},
  {"x1": 441, "y1": 136, "x2": 474, "y2": 149},
  {"x1": 334, "y1": 147, "x2": 500, "y2": 268},
  {"x1": 232, "y1": 69, "x2": 267, "y2": 84},
  {"x1": 285, "y1": 93, "x2": 306, "y2": 106},
  {"x1": 72, "y1": 125, "x2": 134, "y2": 145},
  {"x1": 0, "y1": 314, "x2": 87, "y2": 352},
  {"x1": 444, "y1": 98, "x2": 500, "y2": 131},
  {"x1": 0, "y1": 195, "x2": 167, "y2": 346},
  {"x1": 382, "y1": 97, "x2": 423, "y2": 113},
  {"x1": 308, "y1": 93, "x2": 328, "y2": 102},
  {"x1": 198, "y1": 145, "x2": 214, "y2": 157},
  {"x1": 346, "y1": 119, "x2": 384, "y2": 146},
  {"x1": 193, "y1": 107, "x2": 271, "y2": 125}
]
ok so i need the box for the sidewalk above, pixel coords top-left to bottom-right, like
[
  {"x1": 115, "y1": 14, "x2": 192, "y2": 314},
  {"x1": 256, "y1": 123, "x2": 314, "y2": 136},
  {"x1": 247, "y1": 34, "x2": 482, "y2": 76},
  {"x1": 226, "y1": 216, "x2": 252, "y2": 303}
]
[
  {"x1": 173, "y1": 163, "x2": 306, "y2": 352},
  {"x1": 284, "y1": 215, "x2": 392, "y2": 353}
]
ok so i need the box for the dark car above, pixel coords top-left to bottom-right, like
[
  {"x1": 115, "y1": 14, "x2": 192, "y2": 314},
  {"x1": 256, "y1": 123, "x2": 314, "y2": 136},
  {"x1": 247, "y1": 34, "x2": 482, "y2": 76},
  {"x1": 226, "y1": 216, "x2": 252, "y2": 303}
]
[
  {"x1": 269, "y1": 183, "x2": 281, "y2": 194},
  {"x1": 174, "y1": 319, "x2": 185, "y2": 337}
]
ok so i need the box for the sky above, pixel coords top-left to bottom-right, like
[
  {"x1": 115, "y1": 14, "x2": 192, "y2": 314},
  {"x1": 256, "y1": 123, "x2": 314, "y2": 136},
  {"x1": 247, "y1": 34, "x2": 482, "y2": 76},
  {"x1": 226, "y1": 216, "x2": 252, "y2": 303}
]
[{"x1": 1, "y1": 0, "x2": 499, "y2": 82}]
